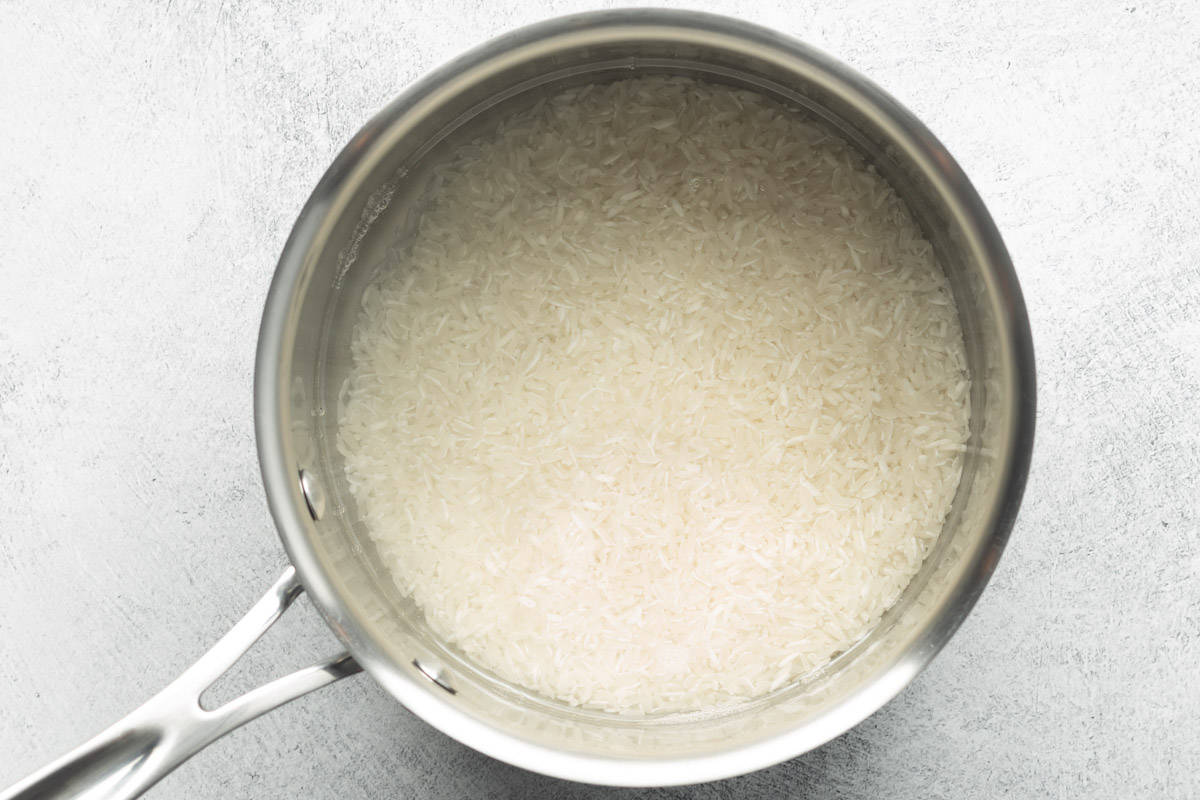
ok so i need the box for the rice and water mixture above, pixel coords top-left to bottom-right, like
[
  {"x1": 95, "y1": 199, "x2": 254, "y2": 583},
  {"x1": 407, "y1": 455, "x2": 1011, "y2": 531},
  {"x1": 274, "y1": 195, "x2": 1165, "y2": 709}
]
[{"x1": 338, "y1": 77, "x2": 970, "y2": 713}]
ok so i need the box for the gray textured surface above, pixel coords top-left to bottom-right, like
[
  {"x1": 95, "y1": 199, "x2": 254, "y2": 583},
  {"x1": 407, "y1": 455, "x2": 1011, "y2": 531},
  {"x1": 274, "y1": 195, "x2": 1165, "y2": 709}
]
[{"x1": 1, "y1": 0, "x2": 1198, "y2": 797}]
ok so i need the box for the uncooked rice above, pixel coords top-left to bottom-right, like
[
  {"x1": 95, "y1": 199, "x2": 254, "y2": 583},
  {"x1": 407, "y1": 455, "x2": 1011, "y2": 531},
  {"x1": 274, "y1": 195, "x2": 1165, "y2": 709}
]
[{"x1": 337, "y1": 77, "x2": 970, "y2": 714}]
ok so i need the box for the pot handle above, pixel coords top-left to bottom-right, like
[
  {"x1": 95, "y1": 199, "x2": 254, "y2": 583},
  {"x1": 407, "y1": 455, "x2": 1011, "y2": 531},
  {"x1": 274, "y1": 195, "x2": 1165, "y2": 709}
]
[{"x1": 0, "y1": 567, "x2": 361, "y2": 800}]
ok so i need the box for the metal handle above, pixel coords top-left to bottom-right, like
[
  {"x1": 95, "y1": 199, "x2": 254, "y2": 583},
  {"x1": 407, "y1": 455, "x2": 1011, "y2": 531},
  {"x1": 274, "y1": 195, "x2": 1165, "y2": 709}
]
[{"x1": 1, "y1": 567, "x2": 361, "y2": 800}]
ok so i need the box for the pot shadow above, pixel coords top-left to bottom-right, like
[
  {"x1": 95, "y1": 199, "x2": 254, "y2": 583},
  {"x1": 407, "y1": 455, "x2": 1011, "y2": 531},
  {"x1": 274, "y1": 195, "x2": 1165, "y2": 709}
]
[{"x1": 374, "y1": 685, "x2": 919, "y2": 800}]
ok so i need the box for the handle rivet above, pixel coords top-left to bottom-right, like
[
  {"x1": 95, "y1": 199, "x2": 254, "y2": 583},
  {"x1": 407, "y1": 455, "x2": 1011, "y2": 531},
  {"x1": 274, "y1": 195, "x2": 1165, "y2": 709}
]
[
  {"x1": 298, "y1": 470, "x2": 326, "y2": 520},
  {"x1": 412, "y1": 659, "x2": 457, "y2": 694}
]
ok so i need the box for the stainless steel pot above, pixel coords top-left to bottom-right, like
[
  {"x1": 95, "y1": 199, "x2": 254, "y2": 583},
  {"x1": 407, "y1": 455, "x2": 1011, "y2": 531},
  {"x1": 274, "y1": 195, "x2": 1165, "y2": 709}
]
[{"x1": 2, "y1": 10, "x2": 1035, "y2": 797}]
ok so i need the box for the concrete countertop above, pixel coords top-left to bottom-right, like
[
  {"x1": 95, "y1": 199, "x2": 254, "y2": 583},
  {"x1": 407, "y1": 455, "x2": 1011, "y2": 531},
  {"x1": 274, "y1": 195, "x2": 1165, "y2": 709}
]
[{"x1": 2, "y1": 1, "x2": 1197, "y2": 797}]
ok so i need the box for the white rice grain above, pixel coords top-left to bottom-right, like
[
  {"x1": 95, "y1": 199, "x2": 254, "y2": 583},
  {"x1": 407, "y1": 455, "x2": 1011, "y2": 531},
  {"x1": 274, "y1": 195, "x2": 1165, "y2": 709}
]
[{"x1": 338, "y1": 77, "x2": 970, "y2": 714}]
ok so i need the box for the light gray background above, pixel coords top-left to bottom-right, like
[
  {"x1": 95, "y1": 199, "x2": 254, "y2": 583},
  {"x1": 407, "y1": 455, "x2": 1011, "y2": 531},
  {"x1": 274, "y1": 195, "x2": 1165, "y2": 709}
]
[{"x1": 2, "y1": 0, "x2": 1197, "y2": 797}]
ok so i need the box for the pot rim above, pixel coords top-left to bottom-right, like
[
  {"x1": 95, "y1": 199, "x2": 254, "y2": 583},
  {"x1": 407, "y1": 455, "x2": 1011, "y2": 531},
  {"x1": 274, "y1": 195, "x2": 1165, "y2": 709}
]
[{"x1": 254, "y1": 8, "x2": 1035, "y2": 786}]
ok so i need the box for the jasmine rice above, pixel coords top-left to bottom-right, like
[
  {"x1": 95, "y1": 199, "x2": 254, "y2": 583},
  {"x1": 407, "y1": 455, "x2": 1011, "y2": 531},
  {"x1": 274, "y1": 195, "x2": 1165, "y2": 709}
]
[{"x1": 337, "y1": 77, "x2": 970, "y2": 713}]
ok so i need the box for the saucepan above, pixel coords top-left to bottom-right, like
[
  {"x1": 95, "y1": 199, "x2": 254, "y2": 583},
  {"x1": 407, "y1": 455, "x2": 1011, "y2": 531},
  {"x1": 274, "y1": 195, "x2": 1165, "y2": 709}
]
[{"x1": 2, "y1": 9, "x2": 1034, "y2": 798}]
